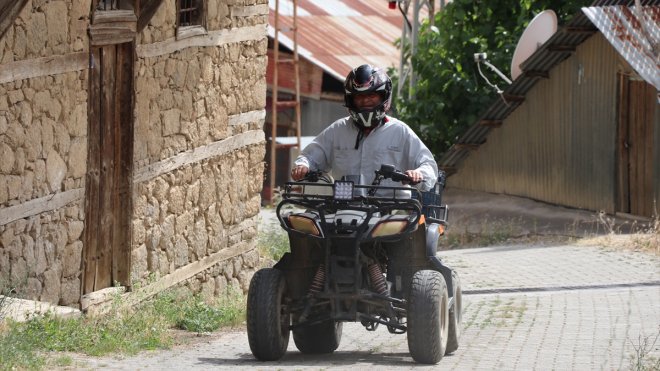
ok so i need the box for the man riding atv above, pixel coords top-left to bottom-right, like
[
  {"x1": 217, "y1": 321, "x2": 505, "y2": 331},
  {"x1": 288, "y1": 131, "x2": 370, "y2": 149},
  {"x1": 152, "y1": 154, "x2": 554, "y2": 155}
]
[
  {"x1": 247, "y1": 65, "x2": 461, "y2": 364},
  {"x1": 290, "y1": 64, "x2": 438, "y2": 194}
]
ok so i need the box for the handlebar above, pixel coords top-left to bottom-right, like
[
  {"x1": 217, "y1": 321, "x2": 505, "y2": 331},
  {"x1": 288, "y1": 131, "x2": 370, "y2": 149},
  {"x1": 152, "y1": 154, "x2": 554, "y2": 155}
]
[{"x1": 374, "y1": 164, "x2": 420, "y2": 185}]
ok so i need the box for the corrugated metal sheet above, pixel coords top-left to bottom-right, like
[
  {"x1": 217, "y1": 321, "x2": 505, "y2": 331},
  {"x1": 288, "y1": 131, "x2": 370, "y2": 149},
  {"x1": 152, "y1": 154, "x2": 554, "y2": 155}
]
[
  {"x1": 268, "y1": 0, "x2": 409, "y2": 81},
  {"x1": 583, "y1": 5, "x2": 660, "y2": 90},
  {"x1": 439, "y1": 0, "x2": 659, "y2": 174},
  {"x1": 449, "y1": 34, "x2": 622, "y2": 212}
]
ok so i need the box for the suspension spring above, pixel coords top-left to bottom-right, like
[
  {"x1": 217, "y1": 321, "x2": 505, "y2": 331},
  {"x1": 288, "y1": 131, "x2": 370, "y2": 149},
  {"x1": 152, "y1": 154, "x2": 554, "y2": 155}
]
[
  {"x1": 368, "y1": 263, "x2": 388, "y2": 295},
  {"x1": 308, "y1": 264, "x2": 326, "y2": 293}
]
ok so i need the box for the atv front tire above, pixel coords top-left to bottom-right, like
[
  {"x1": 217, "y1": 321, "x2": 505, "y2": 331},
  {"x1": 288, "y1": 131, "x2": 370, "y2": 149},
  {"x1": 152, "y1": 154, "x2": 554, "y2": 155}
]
[
  {"x1": 247, "y1": 268, "x2": 290, "y2": 361},
  {"x1": 407, "y1": 270, "x2": 449, "y2": 364},
  {"x1": 293, "y1": 319, "x2": 343, "y2": 354},
  {"x1": 446, "y1": 271, "x2": 462, "y2": 354}
]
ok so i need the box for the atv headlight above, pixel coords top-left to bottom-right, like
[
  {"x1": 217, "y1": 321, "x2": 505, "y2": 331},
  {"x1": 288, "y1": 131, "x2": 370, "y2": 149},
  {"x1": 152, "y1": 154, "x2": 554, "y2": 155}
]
[
  {"x1": 371, "y1": 218, "x2": 409, "y2": 238},
  {"x1": 287, "y1": 214, "x2": 322, "y2": 236},
  {"x1": 333, "y1": 181, "x2": 354, "y2": 200}
]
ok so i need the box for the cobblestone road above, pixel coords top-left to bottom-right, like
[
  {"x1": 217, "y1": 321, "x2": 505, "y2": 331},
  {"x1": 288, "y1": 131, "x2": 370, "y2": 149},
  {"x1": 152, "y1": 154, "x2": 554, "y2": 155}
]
[{"x1": 72, "y1": 242, "x2": 660, "y2": 370}]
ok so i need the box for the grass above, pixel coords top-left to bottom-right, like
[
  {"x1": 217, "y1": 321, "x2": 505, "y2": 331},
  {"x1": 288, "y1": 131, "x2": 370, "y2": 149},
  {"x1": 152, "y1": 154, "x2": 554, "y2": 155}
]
[
  {"x1": 257, "y1": 225, "x2": 290, "y2": 263},
  {"x1": 0, "y1": 287, "x2": 246, "y2": 370},
  {"x1": 577, "y1": 217, "x2": 659, "y2": 255},
  {"x1": 628, "y1": 329, "x2": 660, "y2": 371}
]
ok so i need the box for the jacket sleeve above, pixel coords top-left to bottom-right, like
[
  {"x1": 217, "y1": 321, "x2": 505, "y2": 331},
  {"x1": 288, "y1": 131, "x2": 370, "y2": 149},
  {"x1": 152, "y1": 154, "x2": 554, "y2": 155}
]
[
  {"x1": 294, "y1": 124, "x2": 334, "y2": 172},
  {"x1": 406, "y1": 127, "x2": 438, "y2": 191}
]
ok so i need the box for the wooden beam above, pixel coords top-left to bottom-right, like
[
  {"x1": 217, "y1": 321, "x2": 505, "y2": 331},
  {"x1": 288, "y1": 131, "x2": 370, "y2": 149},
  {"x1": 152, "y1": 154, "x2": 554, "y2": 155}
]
[
  {"x1": 502, "y1": 94, "x2": 525, "y2": 103},
  {"x1": 0, "y1": 52, "x2": 88, "y2": 84},
  {"x1": 123, "y1": 239, "x2": 258, "y2": 307},
  {"x1": 89, "y1": 10, "x2": 137, "y2": 46},
  {"x1": 133, "y1": 129, "x2": 265, "y2": 183},
  {"x1": 0, "y1": 188, "x2": 84, "y2": 226},
  {"x1": 522, "y1": 70, "x2": 549, "y2": 79},
  {"x1": 479, "y1": 119, "x2": 503, "y2": 127},
  {"x1": 548, "y1": 45, "x2": 576, "y2": 52},
  {"x1": 0, "y1": 0, "x2": 28, "y2": 40},
  {"x1": 137, "y1": 0, "x2": 165, "y2": 32},
  {"x1": 92, "y1": 10, "x2": 137, "y2": 24},
  {"x1": 228, "y1": 109, "x2": 266, "y2": 126},
  {"x1": 439, "y1": 167, "x2": 457, "y2": 176},
  {"x1": 136, "y1": 24, "x2": 266, "y2": 58},
  {"x1": 565, "y1": 26, "x2": 597, "y2": 34},
  {"x1": 230, "y1": 4, "x2": 269, "y2": 17},
  {"x1": 454, "y1": 143, "x2": 480, "y2": 151}
]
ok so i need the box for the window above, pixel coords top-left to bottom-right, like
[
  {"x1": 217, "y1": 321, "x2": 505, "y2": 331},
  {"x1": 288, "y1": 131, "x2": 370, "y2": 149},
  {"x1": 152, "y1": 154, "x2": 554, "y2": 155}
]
[
  {"x1": 96, "y1": 0, "x2": 134, "y2": 11},
  {"x1": 177, "y1": 0, "x2": 207, "y2": 39},
  {"x1": 178, "y1": 0, "x2": 203, "y2": 26}
]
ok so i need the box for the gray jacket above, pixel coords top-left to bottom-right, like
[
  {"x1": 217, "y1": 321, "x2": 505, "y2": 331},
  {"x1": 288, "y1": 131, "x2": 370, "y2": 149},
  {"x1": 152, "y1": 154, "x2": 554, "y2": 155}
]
[{"x1": 294, "y1": 116, "x2": 438, "y2": 192}]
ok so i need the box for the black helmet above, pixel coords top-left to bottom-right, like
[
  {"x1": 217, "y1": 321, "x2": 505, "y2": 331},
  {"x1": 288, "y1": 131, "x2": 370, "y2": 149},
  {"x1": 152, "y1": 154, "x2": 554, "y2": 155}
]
[{"x1": 344, "y1": 64, "x2": 392, "y2": 129}]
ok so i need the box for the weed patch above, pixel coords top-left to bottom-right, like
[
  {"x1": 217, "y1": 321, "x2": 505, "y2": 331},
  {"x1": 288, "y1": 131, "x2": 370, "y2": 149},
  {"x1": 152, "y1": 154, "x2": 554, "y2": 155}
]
[
  {"x1": 0, "y1": 288, "x2": 246, "y2": 370},
  {"x1": 257, "y1": 227, "x2": 290, "y2": 262}
]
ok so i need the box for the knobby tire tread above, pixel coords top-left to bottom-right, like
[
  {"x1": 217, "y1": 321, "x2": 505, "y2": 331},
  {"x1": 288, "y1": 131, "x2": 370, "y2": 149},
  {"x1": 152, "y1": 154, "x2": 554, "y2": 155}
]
[
  {"x1": 446, "y1": 271, "x2": 462, "y2": 354},
  {"x1": 407, "y1": 270, "x2": 448, "y2": 364},
  {"x1": 247, "y1": 268, "x2": 289, "y2": 361}
]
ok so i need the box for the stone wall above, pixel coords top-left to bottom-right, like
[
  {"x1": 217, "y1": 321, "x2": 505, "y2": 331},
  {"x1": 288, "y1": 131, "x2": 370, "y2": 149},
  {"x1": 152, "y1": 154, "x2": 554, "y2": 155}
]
[
  {"x1": 0, "y1": 0, "x2": 89, "y2": 306},
  {"x1": 0, "y1": 0, "x2": 91, "y2": 64},
  {"x1": 129, "y1": 1, "x2": 267, "y2": 294},
  {"x1": 0, "y1": 0, "x2": 268, "y2": 307}
]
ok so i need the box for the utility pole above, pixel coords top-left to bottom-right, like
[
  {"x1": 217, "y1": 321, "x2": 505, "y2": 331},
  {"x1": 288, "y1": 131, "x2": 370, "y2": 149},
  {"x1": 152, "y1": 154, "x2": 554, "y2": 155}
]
[{"x1": 394, "y1": 0, "x2": 446, "y2": 99}]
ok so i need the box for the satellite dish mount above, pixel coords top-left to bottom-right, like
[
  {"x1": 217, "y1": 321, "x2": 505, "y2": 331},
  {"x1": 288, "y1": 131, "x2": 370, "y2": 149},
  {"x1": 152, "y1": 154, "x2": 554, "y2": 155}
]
[{"x1": 511, "y1": 10, "x2": 557, "y2": 81}]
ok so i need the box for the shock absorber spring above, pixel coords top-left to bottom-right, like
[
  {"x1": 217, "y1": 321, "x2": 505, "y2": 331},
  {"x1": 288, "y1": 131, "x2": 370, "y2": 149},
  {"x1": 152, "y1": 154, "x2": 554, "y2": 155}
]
[
  {"x1": 308, "y1": 264, "x2": 326, "y2": 294},
  {"x1": 368, "y1": 263, "x2": 388, "y2": 295}
]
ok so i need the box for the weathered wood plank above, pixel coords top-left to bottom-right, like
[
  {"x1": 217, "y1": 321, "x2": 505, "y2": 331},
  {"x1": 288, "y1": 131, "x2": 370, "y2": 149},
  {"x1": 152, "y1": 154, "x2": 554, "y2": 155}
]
[
  {"x1": 0, "y1": 188, "x2": 84, "y2": 226},
  {"x1": 176, "y1": 25, "x2": 207, "y2": 40},
  {"x1": 112, "y1": 42, "x2": 134, "y2": 286},
  {"x1": 137, "y1": 0, "x2": 165, "y2": 32},
  {"x1": 228, "y1": 109, "x2": 265, "y2": 126},
  {"x1": 230, "y1": 4, "x2": 269, "y2": 17},
  {"x1": 0, "y1": 0, "x2": 28, "y2": 40},
  {"x1": 136, "y1": 24, "x2": 266, "y2": 58},
  {"x1": 0, "y1": 52, "x2": 87, "y2": 84},
  {"x1": 125, "y1": 242, "x2": 258, "y2": 306},
  {"x1": 616, "y1": 73, "x2": 630, "y2": 213},
  {"x1": 83, "y1": 214, "x2": 259, "y2": 312},
  {"x1": 97, "y1": 45, "x2": 117, "y2": 290},
  {"x1": 84, "y1": 47, "x2": 103, "y2": 294},
  {"x1": 133, "y1": 130, "x2": 265, "y2": 183},
  {"x1": 92, "y1": 9, "x2": 137, "y2": 24}
]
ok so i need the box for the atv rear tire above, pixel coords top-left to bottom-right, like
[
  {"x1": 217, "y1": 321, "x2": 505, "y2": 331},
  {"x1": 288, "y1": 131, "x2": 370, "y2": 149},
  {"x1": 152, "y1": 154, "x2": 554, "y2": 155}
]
[
  {"x1": 446, "y1": 271, "x2": 462, "y2": 355},
  {"x1": 247, "y1": 268, "x2": 290, "y2": 361},
  {"x1": 293, "y1": 319, "x2": 343, "y2": 354},
  {"x1": 407, "y1": 270, "x2": 449, "y2": 364}
]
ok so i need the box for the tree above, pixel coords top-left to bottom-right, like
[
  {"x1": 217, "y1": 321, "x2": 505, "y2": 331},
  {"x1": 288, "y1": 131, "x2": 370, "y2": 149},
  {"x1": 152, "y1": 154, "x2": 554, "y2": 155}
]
[{"x1": 393, "y1": 0, "x2": 585, "y2": 157}]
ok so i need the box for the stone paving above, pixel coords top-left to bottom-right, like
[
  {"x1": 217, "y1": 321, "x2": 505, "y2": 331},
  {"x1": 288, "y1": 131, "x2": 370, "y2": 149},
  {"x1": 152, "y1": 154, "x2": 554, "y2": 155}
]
[{"x1": 69, "y1": 242, "x2": 660, "y2": 370}]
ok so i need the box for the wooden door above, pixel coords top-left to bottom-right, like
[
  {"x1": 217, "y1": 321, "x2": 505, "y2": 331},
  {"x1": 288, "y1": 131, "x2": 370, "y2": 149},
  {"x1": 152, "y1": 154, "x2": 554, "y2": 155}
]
[
  {"x1": 83, "y1": 42, "x2": 134, "y2": 293},
  {"x1": 617, "y1": 74, "x2": 656, "y2": 217}
]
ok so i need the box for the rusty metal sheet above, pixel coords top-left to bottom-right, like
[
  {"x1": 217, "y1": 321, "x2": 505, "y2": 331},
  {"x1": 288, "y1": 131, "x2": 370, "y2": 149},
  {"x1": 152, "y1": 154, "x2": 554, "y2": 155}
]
[
  {"x1": 269, "y1": 0, "x2": 406, "y2": 80},
  {"x1": 583, "y1": 5, "x2": 660, "y2": 90}
]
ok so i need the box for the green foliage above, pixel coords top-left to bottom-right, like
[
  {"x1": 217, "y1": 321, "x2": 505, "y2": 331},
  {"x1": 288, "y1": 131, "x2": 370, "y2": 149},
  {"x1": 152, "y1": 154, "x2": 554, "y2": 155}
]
[
  {"x1": 394, "y1": 0, "x2": 585, "y2": 157},
  {"x1": 257, "y1": 226, "x2": 290, "y2": 262},
  {"x1": 176, "y1": 289, "x2": 246, "y2": 333},
  {"x1": 0, "y1": 288, "x2": 246, "y2": 370}
]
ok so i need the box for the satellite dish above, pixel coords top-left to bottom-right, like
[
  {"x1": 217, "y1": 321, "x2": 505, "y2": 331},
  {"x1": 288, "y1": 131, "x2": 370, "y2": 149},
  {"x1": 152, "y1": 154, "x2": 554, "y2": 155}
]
[{"x1": 511, "y1": 10, "x2": 557, "y2": 81}]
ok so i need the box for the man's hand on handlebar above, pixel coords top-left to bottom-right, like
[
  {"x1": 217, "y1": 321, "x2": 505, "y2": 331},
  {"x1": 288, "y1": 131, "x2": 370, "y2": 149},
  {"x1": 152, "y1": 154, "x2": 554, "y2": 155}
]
[
  {"x1": 291, "y1": 165, "x2": 309, "y2": 181},
  {"x1": 403, "y1": 169, "x2": 423, "y2": 185}
]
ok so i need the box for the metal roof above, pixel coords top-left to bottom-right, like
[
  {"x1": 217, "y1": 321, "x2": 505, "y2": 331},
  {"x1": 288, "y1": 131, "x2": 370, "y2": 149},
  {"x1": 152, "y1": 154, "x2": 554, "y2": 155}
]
[
  {"x1": 268, "y1": 0, "x2": 407, "y2": 81},
  {"x1": 439, "y1": 0, "x2": 660, "y2": 175}
]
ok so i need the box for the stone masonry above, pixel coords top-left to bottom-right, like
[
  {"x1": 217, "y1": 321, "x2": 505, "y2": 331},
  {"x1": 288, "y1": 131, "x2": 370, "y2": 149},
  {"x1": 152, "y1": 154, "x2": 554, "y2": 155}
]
[{"x1": 0, "y1": 0, "x2": 268, "y2": 307}]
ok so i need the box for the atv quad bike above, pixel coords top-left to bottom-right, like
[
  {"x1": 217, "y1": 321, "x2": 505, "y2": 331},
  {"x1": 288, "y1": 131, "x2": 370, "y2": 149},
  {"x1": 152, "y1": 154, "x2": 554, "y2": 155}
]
[{"x1": 247, "y1": 165, "x2": 462, "y2": 364}]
